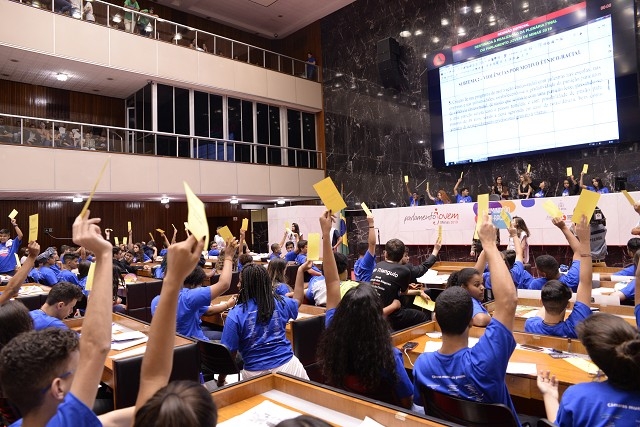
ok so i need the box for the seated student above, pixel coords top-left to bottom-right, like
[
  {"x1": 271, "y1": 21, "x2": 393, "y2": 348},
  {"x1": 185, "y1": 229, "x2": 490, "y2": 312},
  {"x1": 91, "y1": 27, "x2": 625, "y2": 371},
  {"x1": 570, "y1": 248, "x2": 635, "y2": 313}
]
[
  {"x1": 294, "y1": 240, "x2": 322, "y2": 277},
  {"x1": 267, "y1": 258, "x2": 292, "y2": 296},
  {"x1": 611, "y1": 250, "x2": 640, "y2": 303},
  {"x1": 426, "y1": 188, "x2": 452, "y2": 205},
  {"x1": 268, "y1": 242, "x2": 283, "y2": 261},
  {"x1": 111, "y1": 266, "x2": 127, "y2": 314},
  {"x1": 525, "y1": 216, "x2": 593, "y2": 338},
  {"x1": 579, "y1": 173, "x2": 610, "y2": 194},
  {"x1": 30, "y1": 282, "x2": 83, "y2": 330},
  {"x1": 534, "y1": 181, "x2": 549, "y2": 198},
  {"x1": 207, "y1": 241, "x2": 220, "y2": 257},
  {"x1": 561, "y1": 175, "x2": 581, "y2": 197},
  {"x1": 77, "y1": 260, "x2": 91, "y2": 295},
  {"x1": 354, "y1": 215, "x2": 376, "y2": 281},
  {"x1": 413, "y1": 214, "x2": 520, "y2": 422},
  {"x1": 0, "y1": 219, "x2": 23, "y2": 276},
  {"x1": 284, "y1": 241, "x2": 297, "y2": 263},
  {"x1": 221, "y1": 262, "x2": 309, "y2": 380},
  {"x1": 600, "y1": 238, "x2": 640, "y2": 279},
  {"x1": 303, "y1": 252, "x2": 361, "y2": 306},
  {"x1": 528, "y1": 218, "x2": 581, "y2": 291},
  {"x1": 238, "y1": 253, "x2": 253, "y2": 272},
  {"x1": 151, "y1": 241, "x2": 236, "y2": 341},
  {"x1": 0, "y1": 211, "x2": 132, "y2": 427},
  {"x1": 479, "y1": 225, "x2": 533, "y2": 289},
  {"x1": 446, "y1": 267, "x2": 491, "y2": 327},
  {"x1": 132, "y1": 243, "x2": 152, "y2": 263},
  {"x1": 315, "y1": 210, "x2": 413, "y2": 409},
  {"x1": 130, "y1": 235, "x2": 218, "y2": 427},
  {"x1": 453, "y1": 177, "x2": 472, "y2": 203},
  {"x1": 537, "y1": 313, "x2": 640, "y2": 426},
  {"x1": 56, "y1": 253, "x2": 83, "y2": 290}
]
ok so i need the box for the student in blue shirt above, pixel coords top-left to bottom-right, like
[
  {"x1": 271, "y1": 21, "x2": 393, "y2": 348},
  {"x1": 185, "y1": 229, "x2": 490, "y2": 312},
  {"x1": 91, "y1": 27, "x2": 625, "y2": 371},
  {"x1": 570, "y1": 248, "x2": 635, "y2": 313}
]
[
  {"x1": 267, "y1": 258, "x2": 292, "y2": 296},
  {"x1": 30, "y1": 282, "x2": 83, "y2": 330},
  {"x1": 446, "y1": 267, "x2": 490, "y2": 327},
  {"x1": 600, "y1": 238, "x2": 640, "y2": 280},
  {"x1": 579, "y1": 173, "x2": 610, "y2": 194},
  {"x1": 537, "y1": 313, "x2": 640, "y2": 426},
  {"x1": 294, "y1": 240, "x2": 322, "y2": 277},
  {"x1": 413, "y1": 214, "x2": 520, "y2": 423},
  {"x1": 284, "y1": 241, "x2": 297, "y2": 262},
  {"x1": 525, "y1": 216, "x2": 593, "y2": 338},
  {"x1": 479, "y1": 224, "x2": 533, "y2": 290},
  {"x1": 0, "y1": 220, "x2": 23, "y2": 275},
  {"x1": 453, "y1": 178, "x2": 472, "y2": 203},
  {"x1": 207, "y1": 241, "x2": 220, "y2": 257},
  {"x1": 354, "y1": 214, "x2": 376, "y2": 281},
  {"x1": 534, "y1": 181, "x2": 549, "y2": 198},
  {"x1": 57, "y1": 253, "x2": 83, "y2": 290}
]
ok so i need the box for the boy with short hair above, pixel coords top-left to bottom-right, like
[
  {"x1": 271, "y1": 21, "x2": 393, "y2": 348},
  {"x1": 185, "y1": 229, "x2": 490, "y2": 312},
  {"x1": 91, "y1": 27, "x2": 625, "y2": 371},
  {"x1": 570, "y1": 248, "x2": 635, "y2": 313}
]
[
  {"x1": 0, "y1": 219, "x2": 23, "y2": 275},
  {"x1": 30, "y1": 282, "x2": 84, "y2": 330}
]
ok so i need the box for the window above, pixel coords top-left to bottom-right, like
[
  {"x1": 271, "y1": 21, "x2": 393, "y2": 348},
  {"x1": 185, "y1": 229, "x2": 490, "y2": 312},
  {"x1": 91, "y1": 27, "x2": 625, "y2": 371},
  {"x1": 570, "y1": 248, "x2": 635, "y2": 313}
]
[{"x1": 256, "y1": 103, "x2": 281, "y2": 164}]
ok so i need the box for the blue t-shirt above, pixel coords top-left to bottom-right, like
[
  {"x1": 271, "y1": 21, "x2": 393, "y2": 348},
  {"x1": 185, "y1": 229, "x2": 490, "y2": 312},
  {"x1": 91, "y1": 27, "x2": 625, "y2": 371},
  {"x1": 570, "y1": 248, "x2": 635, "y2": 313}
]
[
  {"x1": 221, "y1": 297, "x2": 297, "y2": 371},
  {"x1": 208, "y1": 249, "x2": 220, "y2": 257},
  {"x1": 585, "y1": 186, "x2": 610, "y2": 194},
  {"x1": 30, "y1": 309, "x2": 67, "y2": 330},
  {"x1": 28, "y1": 267, "x2": 42, "y2": 283},
  {"x1": 620, "y1": 280, "x2": 636, "y2": 299},
  {"x1": 153, "y1": 266, "x2": 164, "y2": 279},
  {"x1": 10, "y1": 392, "x2": 100, "y2": 427},
  {"x1": 528, "y1": 260, "x2": 580, "y2": 291},
  {"x1": 483, "y1": 261, "x2": 533, "y2": 290},
  {"x1": 294, "y1": 254, "x2": 321, "y2": 274},
  {"x1": 159, "y1": 248, "x2": 168, "y2": 257},
  {"x1": 615, "y1": 264, "x2": 636, "y2": 277},
  {"x1": 133, "y1": 254, "x2": 151, "y2": 263},
  {"x1": 284, "y1": 251, "x2": 297, "y2": 263},
  {"x1": 268, "y1": 252, "x2": 281, "y2": 261},
  {"x1": 524, "y1": 301, "x2": 592, "y2": 338},
  {"x1": 534, "y1": 189, "x2": 546, "y2": 198},
  {"x1": 151, "y1": 287, "x2": 211, "y2": 341},
  {"x1": 472, "y1": 298, "x2": 488, "y2": 319},
  {"x1": 434, "y1": 199, "x2": 444, "y2": 205},
  {"x1": 274, "y1": 283, "x2": 290, "y2": 296},
  {"x1": 456, "y1": 194, "x2": 472, "y2": 203},
  {"x1": 413, "y1": 319, "x2": 519, "y2": 426},
  {"x1": 56, "y1": 270, "x2": 83, "y2": 291},
  {"x1": 556, "y1": 380, "x2": 640, "y2": 426},
  {"x1": 39, "y1": 266, "x2": 59, "y2": 286},
  {"x1": 0, "y1": 237, "x2": 21, "y2": 273},
  {"x1": 354, "y1": 251, "x2": 376, "y2": 282},
  {"x1": 635, "y1": 304, "x2": 640, "y2": 330}
]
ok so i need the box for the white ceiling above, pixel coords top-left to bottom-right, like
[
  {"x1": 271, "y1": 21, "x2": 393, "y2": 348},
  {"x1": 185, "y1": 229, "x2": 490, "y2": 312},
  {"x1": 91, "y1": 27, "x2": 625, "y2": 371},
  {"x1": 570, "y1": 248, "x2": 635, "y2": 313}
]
[{"x1": 154, "y1": 0, "x2": 355, "y2": 38}]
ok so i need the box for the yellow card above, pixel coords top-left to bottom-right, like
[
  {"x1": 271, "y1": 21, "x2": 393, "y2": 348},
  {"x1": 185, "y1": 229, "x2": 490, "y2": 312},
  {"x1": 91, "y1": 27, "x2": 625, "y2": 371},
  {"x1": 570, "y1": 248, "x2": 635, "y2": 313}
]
[
  {"x1": 123, "y1": 237, "x2": 128, "y2": 245},
  {"x1": 473, "y1": 228, "x2": 479, "y2": 240},
  {"x1": 184, "y1": 182, "x2": 209, "y2": 248},
  {"x1": 404, "y1": 175, "x2": 409, "y2": 183},
  {"x1": 148, "y1": 232, "x2": 154, "y2": 241},
  {"x1": 28, "y1": 214, "x2": 38, "y2": 242},
  {"x1": 156, "y1": 228, "x2": 165, "y2": 234},
  {"x1": 14, "y1": 253, "x2": 21, "y2": 268},
  {"x1": 542, "y1": 200, "x2": 563, "y2": 219},
  {"x1": 84, "y1": 262, "x2": 96, "y2": 292},
  {"x1": 218, "y1": 226, "x2": 233, "y2": 242},
  {"x1": 312, "y1": 177, "x2": 347, "y2": 213},
  {"x1": 475, "y1": 194, "x2": 489, "y2": 233},
  {"x1": 460, "y1": 171, "x2": 464, "y2": 179},
  {"x1": 500, "y1": 209, "x2": 512, "y2": 228},
  {"x1": 582, "y1": 164, "x2": 588, "y2": 174},
  {"x1": 307, "y1": 233, "x2": 320, "y2": 261},
  {"x1": 527, "y1": 164, "x2": 531, "y2": 173},
  {"x1": 184, "y1": 221, "x2": 190, "y2": 231},
  {"x1": 284, "y1": 221, "x2": 291, "y2": 231},
  {"x1": 437, "y1": 225, "x2": 443, "y2": 238},
  {"x1": 127, "y1": 221, "x2": 132, "y2": 232},
  {"x1": 171, "y1": 223, "x2": 176, "y2": 229},
  {"x1": 361, "y1": 202, "x2": 373, "y2": 217},
  {"x1": 80, "y1": 156, "x2": 110, "y2": 218},
  {"x1": 566, "y1": 167, "x2": 572, "y2": 177},
  {"x1": 8, "y1": 209, "x2": 18, "y2": 220},
  {"x1": 241, "y1": 218, "x2": 248, "y2": 231},
  {"x1": 573, "y1": 189, "x2": 601, "y2": 224},
  {"x1": 426, "y1": 182, "x2": 430, "y2": 192},
  {"x1": 622, "y1": 190, "x2": 636, "y2": 206},
  {"x1": 413, "y1": 295, "x2": 435, "y2": 311},
  {"x1": 115, "y1": 237, "x2": 120, "y2": 246}
]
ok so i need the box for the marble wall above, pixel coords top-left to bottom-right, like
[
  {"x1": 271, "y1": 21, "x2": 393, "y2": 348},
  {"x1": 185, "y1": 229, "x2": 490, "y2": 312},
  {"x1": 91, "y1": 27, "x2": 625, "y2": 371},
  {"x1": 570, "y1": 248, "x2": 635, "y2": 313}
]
[{"x1": 320, "y1": 0, "x2": 640, "y2": 208}]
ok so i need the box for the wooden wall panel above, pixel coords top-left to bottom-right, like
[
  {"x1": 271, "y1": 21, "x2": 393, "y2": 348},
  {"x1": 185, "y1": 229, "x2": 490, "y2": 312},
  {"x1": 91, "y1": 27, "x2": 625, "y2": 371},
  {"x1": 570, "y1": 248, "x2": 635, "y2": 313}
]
[{"x1": 0, "y1": 80, "x2": 125, "y2": 127}]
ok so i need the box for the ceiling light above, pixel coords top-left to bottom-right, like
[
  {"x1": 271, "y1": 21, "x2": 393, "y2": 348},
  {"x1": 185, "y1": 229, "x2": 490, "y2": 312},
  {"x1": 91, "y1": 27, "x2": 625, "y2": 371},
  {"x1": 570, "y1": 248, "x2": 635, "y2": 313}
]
[
  {"x1": 474, "y1": 5, "x2": 482, "y2": 13},
  {"x1": 522, "y1": 1, "x2": 529, "y2": 8},
  {"x1": 418, "y1": 140, "x2": 425, "y2": 144},
  {"x1": 460, "y1": 5, "x2": 470, "y2": 14},
  {"x1": 230, "y1": 198, "x2": 239, "y2": 205},
  {"x1": 160, "y1": 197, "x2": 169, "y2": 204},
  {"x1": 277, "y1": 199, "x2": 285, "y2": 205},
  {"x1": 112, "y1": 13, "x2": 122, "y2": 23},
  {"x1": 335, "y1": 72, "x2": 343, "y2": 77},
  {"x1": 488, "y1": 15, "x2": 496, "y2": 22},
  {"x1": 377, "y1": 92, "x2": 383, "y2": 96},
  {"x1": 414, "y1": 30, "x2": 423, "y2": 36},
  {"x1": 432, "y1": 37, "x2": 440, "y2": 43},
  {"x1": 56, "y1": 73, "x2": 68, "y2": 81},
  {"x1": 458, "y1": 27, "x2": 466, "y2": 36},
  {"x1": 389, "y1": 202, "x2": 397, "y2": 206},
  {"x1": 399, "y1": 30, "x2": 411, "y2": 38},
  {"x1": 441, "y1": 18, "x2": 449, "y2": 26},
  {"x1": 422, "y1": 53, "x2": 428, "y2": 58},
  {"x1": 72, "y1": 196, "x2": 83, "y2": 203}
]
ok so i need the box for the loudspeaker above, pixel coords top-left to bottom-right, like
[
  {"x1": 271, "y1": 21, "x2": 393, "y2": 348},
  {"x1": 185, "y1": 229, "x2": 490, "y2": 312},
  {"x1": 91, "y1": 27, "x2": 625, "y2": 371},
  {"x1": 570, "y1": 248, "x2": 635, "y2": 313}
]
[
  {"x1": 377, "y1": 37, "x2": 400, "y2": 57},
  {"x1": 378, "y1": 60, "x2": 405, "y2": 90},
  {"x1": 614, "y1": 177, "x2": 627, "y2": 192}
]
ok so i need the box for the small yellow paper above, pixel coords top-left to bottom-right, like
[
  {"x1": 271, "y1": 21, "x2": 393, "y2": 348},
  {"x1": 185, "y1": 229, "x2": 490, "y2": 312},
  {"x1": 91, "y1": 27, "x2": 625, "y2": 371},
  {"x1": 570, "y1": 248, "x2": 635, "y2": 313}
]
[
  {"x1": 564, "y1": 357, "x2": 599, "y2": 375},
  {"x1": 148, "y1": 232, "x2": 154, "y2": 241},
  {"x1": 307, "y1": 233, "x2": 320, "y2": 261},
  {"x1": 156, "y1": 228, "x2": 165, "y2": 234},
  {"x1": 437, "y1": 225, "x2": 443, "y2": 239},
  {"x1": 114, "y1": 237, "x2": 120, "y2": 246},
  {"x1": 361, "y1": 202, "x2": 373, "y2": 217},
  {"x1": 128, "y1": 221, "x2": 132, "y2": 232},
  {"x1": 566, "y1": 167, "x2": 573, "y2": 177},
  {"x1": 285, "y1": 221, "x2": 291, "y2": 231},
  {"x1": 542, "y1": 200, "x2": 563, "y2": 219},
  {"x1": 460, "y1": 171, "x2": 464, "y2": 179},
  {"x1": 527, "y1": 164, "x2": 531, "y2": 173},
  {"x1": 241, "y1": 218, "x2": 248, "y2": 231},
  {"x1": 123, "y1": 237, "x2": 128, "y2": 245},
  {"x1": 404, "y1": 175, "x2": 409, "y2": 183},
  {"x1": 80, "y1": 156, "x2": 110, "y2": 218},
  {"x1": 28, "y1": 214, "x2": 38, "y2": 242},
  {"x1": 426, "y1": 182, "x2": 430, "y2": 192},
  {"x1": 500, "y1": 209, "x2": 512, "y2": 228},
  {"x1": 582, "y1": 164, "x2": 588, "y2": 174},
  {"x1": 475, "y1": 194, "x2": 489, "y2": 233},
  {"x1": 313, "y1": 177, "x2": 347, "y2": 213},
  {"x1": 473, "y1": 228, "x2": 479, "y2": 240},
  {"x1": 14, "y1": 253, "x2": 21, "y2": 268},
  {"x1": 184, "y1": 182, "x2": 210, "y2": 249},
  {"x1": 84, "y1": 262, "x2": 96, "y2": 292},
  {"x1": 218, "y1": 226, "x2": 233, "y2": 242},
  {"x1": 573, "y1": 189, "x2": 601, "y2": 224},
  {"x1": 8, "y1": 209, "x2": 18, "y2": 220},
  {"x1": 622, "y1": 190, "x2": 636, "y2": 206},
  {"x1": 171, "y1": 223, "x2": 176, "y2": 229},
  {"x1": 414, "y1": 295, "x2": 435, "y2": 311}
]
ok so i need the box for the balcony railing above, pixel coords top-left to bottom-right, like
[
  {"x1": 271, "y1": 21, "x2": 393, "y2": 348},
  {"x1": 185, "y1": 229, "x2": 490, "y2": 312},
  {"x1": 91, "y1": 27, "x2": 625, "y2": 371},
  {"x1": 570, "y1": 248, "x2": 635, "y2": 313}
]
[
  {"x1": 0, "y1": 113, "x2": 323, "y2": 169},
  {"x1": 9, "y1": 0, "x2": 320, "y2": 82}
]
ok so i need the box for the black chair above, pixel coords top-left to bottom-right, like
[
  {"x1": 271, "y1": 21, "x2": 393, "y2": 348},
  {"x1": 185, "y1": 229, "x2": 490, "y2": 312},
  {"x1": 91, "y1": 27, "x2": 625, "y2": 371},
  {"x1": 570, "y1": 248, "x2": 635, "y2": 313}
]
[
  {"x1": 197, "y1": 340, "x2": 241, "y2": 384},
  {"x1": 16, "y1": 294, "x2": 41, "y2": 311},
  {"x1": 284, "y1": 264, "x2": 300, "y2": 289},
  {"x1": 537, "y1": 419, "x2": 556, "y2": 427},
  {"x1": 125, "y1": 282, "x2": 147, "y2": 322},
  {"x1": 291, "y1": 314, "x2": 325, "y2": 382},
  {"x1": 145, "y1": 280, "x2": 163, "y2": 320},
  {"x1": 420, "y1": 385, "x2": 519, "y2": 427},
  {"x1": 222, "y1": 272, "x2": 240, "y2": 296},
  {"x1": 112, "y1": 342, "x2": 200, "y2": 409}
]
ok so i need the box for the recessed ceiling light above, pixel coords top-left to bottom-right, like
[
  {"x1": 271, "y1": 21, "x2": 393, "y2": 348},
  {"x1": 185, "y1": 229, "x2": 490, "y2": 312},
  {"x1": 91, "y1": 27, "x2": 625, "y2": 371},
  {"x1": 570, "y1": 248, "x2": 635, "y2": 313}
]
[
  {"x1": 72, "y1": 196, "x2": 83, "y2": 203},
  {"x1": 230, "y1": 197, "x2": 239, "y2": 205},
  {"x1": 432, "y1": 37, "x2": 440, "y2": 43},
  {"x1": 414, "y1": 30, "x2": 423, "y2": 36},
  {"x1": 422, "y1": 53, "x2": 427, "y2": 58},
  {"x1": 474, "y1": 5, "x2": 482, "y2": 13},
  {"x1": 460, "y1": 5, "x2": 470, "y2": 14},
  {"x1": 56, "y1": 73, "x2": 68, "y2": 81},
  {"x1": 488, "y1": 15, "x2": 496, "y2": 22},
  {"x1": 458, "y1": 27, "x2": 466, "y2": 36},
  {"x1": 399, "y1": 30, "x2": 411, "y2": 38},
  {"x1": 277, "y1": 199, "x2": 285, "y2": 205},
  {"x1": 522, "y1": 1, "x2": 529, "y2": 8},
  {"x1": 377, "y1": 92, "x2": 383, "y2": 96},
  {"x1": 441, "y1": 18, "x2": 449, "y2": 26},
  {"x1": 335, "y1": 72, "x2": 343, "y2": 77},
  {"x1": 418, "y1": 140, "x2": 425, "y2": 144}
]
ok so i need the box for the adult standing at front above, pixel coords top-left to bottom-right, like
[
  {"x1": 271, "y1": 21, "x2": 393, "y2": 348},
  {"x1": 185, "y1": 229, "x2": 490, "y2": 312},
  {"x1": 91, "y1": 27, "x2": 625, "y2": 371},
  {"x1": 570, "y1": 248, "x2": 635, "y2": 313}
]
[
  {"x1": 0, "y1": 219, "x2": 23, "y2": 276},
  {"x1": 579, "y1": 173, "x2": 610, "y2": 194},
  {"x1": 517, "y1": 173, "x2": 532, "y2": 199},
  {"x1": 491, "y1": 176, "x2": 510, "y2": 200},
  {"x1": 453, "y1": 178, "x2": 472, "y2": 203},
  {"x1": 123, "y1": 0, "x2": 140, "y2": 33},
  {"x1": 306, "y1": 52, "x2": 317, "y2": 80}
]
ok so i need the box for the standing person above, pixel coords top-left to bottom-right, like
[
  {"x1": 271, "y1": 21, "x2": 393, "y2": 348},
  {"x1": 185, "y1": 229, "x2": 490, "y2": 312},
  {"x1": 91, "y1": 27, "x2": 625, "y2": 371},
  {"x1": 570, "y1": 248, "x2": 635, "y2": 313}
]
[
  {"x1": 508, "y1": 216, "x2": 530, "y2": 264},
  {"x1": 83, "y1": 0, "x2": 94, "y2": 21},
  {"x1": 306, "y1": 52, "x2": 317, "y2": 80},
  {"x1": 580, "y1": 173, "x2": 610, "y2": 194},
  {"x1": 354, "y1": 215, "x2": 376, "y2": 282},
  {"x1": 0, "y1": 219, "x2": 23, "y2": 276},
  {"x1": 453, "y1": 178, "x2": 472, "y2": 203},
  {"x1": 123, "y1": 0, "x2": 140, "y2": 33},
  {"x1": 426, "y1": 188, "x2": 451, "y2": 204},
  {"x1": 534, "y1": 181, "x2": 549, "y2": 198},
  {"x1": 561, "y1": 175, "x2": 580, "y2": 196},
  {"x1": 405, "y1": 182, "x2": 421, "y2": 207},
  {"x1": 517, "y1": 173, "x2": 533, "y2": 199},
  {"x1": 491, "y1": 176, "x2": 510, "y2": 200}
]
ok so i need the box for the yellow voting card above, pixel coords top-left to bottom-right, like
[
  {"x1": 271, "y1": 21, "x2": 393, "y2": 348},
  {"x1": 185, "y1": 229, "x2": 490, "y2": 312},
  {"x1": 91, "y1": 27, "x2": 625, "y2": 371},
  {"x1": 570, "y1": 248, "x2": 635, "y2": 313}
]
[
  {"x1": 84, "y1": 262, "x2": 96, "y2": 292},
  {"x1": 361, "y1": 202, "x2": 373, "y2": 217},
  {"x1": 28, "y1": 214, "x2": 38, "y2": 242},
  {"x1": 500, "y1": 209, "x2": 512, "y2": 228},
  {"x1": 218, "y1": 226, "x2": 233, "y2": 242},
  {"x1": 573, "y1": 189, "x2": 600, "y2": 224},
  {"x1": 622, "y1": 190, "x2": 636, "y2": 206},
  {"x1": 115, "y1": 237, "x2": 120, "y2": 246},
  {"x1": 404, "y1": 175, "x2": 409, "y2": 183},
  {"x1": 426, "y1": 182, "x2": 430, "y2": 192},
  {"x1": 564, "y1": 357, "x2": 599, "y2": 375},
  {"x1": 80, "y1": 156, "x2": 110, "y2": 218},
  {"x1": 582, "y1": 164, "x2": 588, "y2": 174},
  {"x1": 313, "y1": 177, "x2": 347, "y2": 213},
  {"x1": 156, "y1": 228, "x2": 165, "y2": 234},
  {"x1": 8, "y1": 209, "x2": 18, "y2": 220},
  {"x1": 413, "y1": 295, "x2": 435, "y2": 311},
  {"x1": 475, "y1": 194, "x2": 489, "y2": 233},
  {"x1": 184, "y1": 182, "x2": 210, "y2": 249},
  {"x1": 123, "y1": 237, "x2": 128, "y2": 245},
  {"x1": 437, "y1": 225, "x2": 442, "y2": 240},
  {"x1": 284, "y1": 221, "x2": 290, "y2": 231},
  {"x1": 128, "y1": 221, "x2": 132, "y2": 232},
  {"x1": 14, "y1": 253, "x2": 20, "y2": 268},
  {"x1": 460, "y1": 171, "x2": 464, "y2": 179},
  {"x1": 241, "y1": 218, "x2": 248, "y2": 231},
  {"x1": 542, "y1": 200, "x2": 563, "y2": 219},
  {"x1": 148, "y1": 232, "x2": 154, "y2": 241},
  {"x1": 527, "y1": 164, "x2": 531, "y2": 173},
  {"x1": 566, "y1": 167, "x2": 572, "y2": 177},
  {"x1": 307, "y1": 233, "x2": 320, "y2": 261}
]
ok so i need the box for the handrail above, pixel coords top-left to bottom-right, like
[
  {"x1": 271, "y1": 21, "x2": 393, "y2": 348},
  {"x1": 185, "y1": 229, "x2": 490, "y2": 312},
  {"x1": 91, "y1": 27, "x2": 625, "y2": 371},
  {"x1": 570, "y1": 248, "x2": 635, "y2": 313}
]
[
  {"x1": 11, "y1": 0, "x2": 321, "y2": 82},
  {"x1": 0, "y1": 112, "x2": 323, "y2": 169}
]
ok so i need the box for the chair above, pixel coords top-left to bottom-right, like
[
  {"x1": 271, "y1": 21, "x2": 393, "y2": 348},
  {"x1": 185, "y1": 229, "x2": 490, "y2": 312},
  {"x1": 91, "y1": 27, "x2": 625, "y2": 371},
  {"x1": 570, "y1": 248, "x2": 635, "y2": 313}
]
[
  {"x1": 197, "y1": 340, "x2": 241, "y2": 384},
  {"x1": 284, "y1": 264, "x2": 299, "y2": 289},
  {"x1": 125, "y1": 282, "x2": 147, "y2": 322},
  {"x1": 537, "y1": 420, "x2": 556, "y2": 427},
  {"x1": 16, "y1": 294, "x2": 41, "y2": 311},
  {"x1": 112, "y1": 342, "x2": 200, "y2": 408},
  {"x1": 489, "y1": 194, "x2": 501, "y2": 201},
  {"x1": 145, "y1": 280, "x2": 163, "y2": 321},
  {"x1": 291, "y1": 314, "x2": 325, "y2": 382},
  {"x1": 210, "y1": 272, "x2": 240, "y2": 295},
  {"x1": 420, "y1": 385, "x2": 519, "y2": 427}
]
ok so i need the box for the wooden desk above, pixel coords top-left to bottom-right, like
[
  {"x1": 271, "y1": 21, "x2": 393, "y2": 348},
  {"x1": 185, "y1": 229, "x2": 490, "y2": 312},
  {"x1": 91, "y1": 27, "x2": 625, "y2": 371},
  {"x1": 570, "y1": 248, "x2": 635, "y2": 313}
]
[
  {"x1": 213, "y1": 373, "x2": 453, "y2": 426},
  {"x1": 430, "y1": 262, "x2": 475, "y2": 274}
]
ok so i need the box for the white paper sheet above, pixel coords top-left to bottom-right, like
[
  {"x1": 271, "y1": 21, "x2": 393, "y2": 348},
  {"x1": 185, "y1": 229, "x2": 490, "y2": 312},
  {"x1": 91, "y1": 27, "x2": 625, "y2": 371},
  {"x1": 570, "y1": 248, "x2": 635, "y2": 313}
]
[{"x1": 506, "y1": 362, "x2": 538, "y2": 375}]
